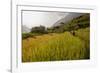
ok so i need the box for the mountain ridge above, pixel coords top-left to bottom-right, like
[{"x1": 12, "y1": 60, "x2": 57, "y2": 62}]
[{"x1": 52, "y1": 13, "x2": 83, "y2": 27}]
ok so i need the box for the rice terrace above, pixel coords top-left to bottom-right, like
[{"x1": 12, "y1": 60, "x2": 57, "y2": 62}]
[{"x1": 22, "y1": 11, "x2": 90, "y2": 62}]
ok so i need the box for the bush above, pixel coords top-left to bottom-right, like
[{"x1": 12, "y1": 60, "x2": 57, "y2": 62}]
[{"x1": 22, "y1": 33, "x2": 34, "y2": 39}]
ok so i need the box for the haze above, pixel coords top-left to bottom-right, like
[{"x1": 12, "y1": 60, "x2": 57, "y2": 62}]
[{"x1": 22, "y1": 11, "x2": 69, "y2": 28}]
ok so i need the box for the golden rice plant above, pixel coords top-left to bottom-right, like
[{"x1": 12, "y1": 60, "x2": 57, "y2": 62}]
[{"x1": 22, "y1": 29, "x2": 89, "y2": 62}]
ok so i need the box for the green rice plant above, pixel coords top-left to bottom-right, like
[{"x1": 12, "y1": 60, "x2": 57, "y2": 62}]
[{"x1": 75, "y1": 27, "x2": 90, "y2": 59}]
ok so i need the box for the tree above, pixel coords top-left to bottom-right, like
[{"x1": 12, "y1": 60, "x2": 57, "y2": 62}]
[{"x1": 31, "y1": 25, "x2": 47, "y2": 34}]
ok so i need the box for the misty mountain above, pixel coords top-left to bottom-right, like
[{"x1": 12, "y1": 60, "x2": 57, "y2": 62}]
[
  {"x1": 52, "y1": 13, "x2": 83, "y2": 27},
  {"x1": 22, "y1": 25, "x2": 30, "y2": 33},
  {"x1": 49, "y1": 13, "x2": 90, "y2": 33}
]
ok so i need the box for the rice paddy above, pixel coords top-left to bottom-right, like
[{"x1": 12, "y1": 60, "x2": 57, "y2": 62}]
[{"x1": 22, "y1": 28, "x2": 90, "y2": 62}]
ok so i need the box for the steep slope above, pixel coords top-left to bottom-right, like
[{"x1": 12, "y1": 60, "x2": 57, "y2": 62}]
[
  {"x1": 50, "y1": 13, "x2": 90, "y2": 33},
  {"x1": 53, "y1": 13, "x2": 83, "y2": 27}
]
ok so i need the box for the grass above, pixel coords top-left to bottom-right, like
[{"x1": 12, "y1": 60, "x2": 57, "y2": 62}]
[{"x1": 22, "y1": 27, "x2": 90, "y2": 62}]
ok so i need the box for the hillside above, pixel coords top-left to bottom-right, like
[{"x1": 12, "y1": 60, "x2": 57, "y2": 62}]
[
  {"x1": 53, "y1": 13, "x2": 83, "y2": 27},
  {"x1": 49, "y1": 13, "x2": 90, "y2": 33}
]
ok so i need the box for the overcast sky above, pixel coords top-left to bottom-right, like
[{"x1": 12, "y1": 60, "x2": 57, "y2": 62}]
[{"x1": 22, "y1": 11, "x2": 69, "y2": 28}]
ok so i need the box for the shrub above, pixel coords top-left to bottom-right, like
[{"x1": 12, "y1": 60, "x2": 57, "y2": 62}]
[{"x1": 22, "y1": 33, "x2": 34, "y2": 39}]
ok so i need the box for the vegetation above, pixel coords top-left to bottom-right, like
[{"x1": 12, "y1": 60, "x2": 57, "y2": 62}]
[
  {"x1": 22, "y1": 33, "x2": 34, "y2": 39},
  {"x1": 31, "y1": 25, "x2": 48, "y2": 34},
  {"x1": 50, "y1": 13, "x2": 90, "y2": 33},
  {"x1": 22, "y1": 13, "x2": 90, "y2": 62}
]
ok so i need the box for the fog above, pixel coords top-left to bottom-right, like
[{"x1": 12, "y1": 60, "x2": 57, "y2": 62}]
[{"x1": 22, "y1": 11, "x2": 69, "y2": 28}]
